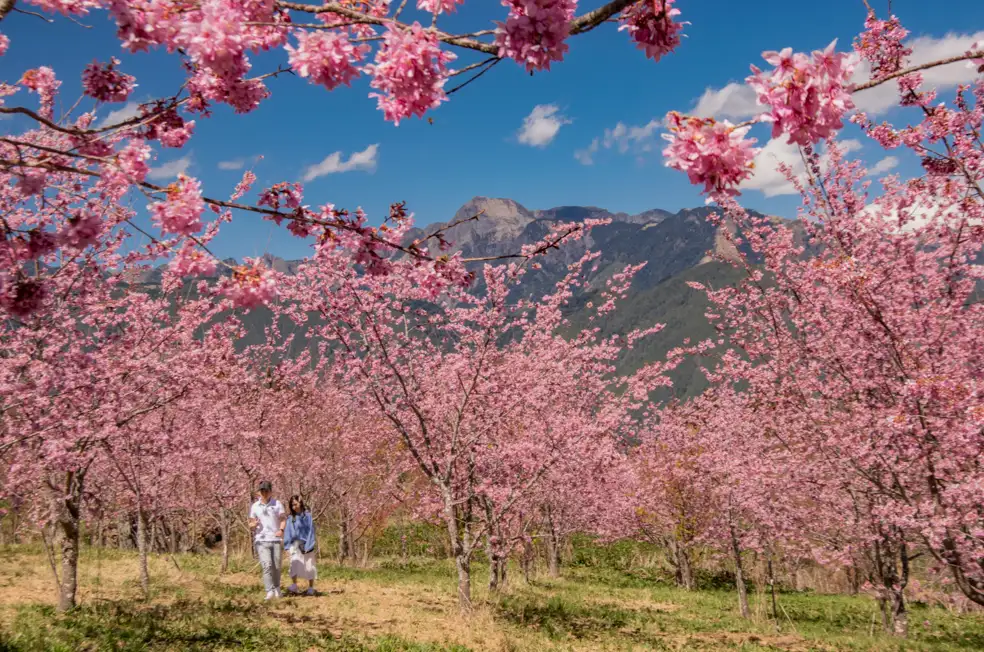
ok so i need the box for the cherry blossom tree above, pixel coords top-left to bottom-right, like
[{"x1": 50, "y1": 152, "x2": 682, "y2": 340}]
[{"x1": 658, "y1": 10, "x2": 984, "y2": 634}]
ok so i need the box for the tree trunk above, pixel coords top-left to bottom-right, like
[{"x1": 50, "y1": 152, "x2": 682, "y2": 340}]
[
  {"x1": 50, "y1": 471, "x2": 83, "y2": 613},
  {"x1": 137, "y1": 509, "x2": 150, "y2": 597},
  {"x1": 767, "y1": 556, "x2": 779, "y2": 625},
  {"x1": 220, "y1": 510, "x2": 231, "y2": 573},
  {"x1": 442, "y1": 489, "x2": 471, "y2": 611},
  {"x1": 543, "y1": 508, "x2": 561, "y2": 578},
  {"x1": 338, "y1": 516, "x2": 354, "y2": 563},
  {"x1": 169, "y1": 518, "x2": 178, "y2": 555},
  {"x1": 486, "y1": 541, "x2": 500, "y2": 594},
  {"x1": 730, "y1": 524, "x2": 750, "y2": 619},
  {"x1": 872, "y1": 535, "x2": 909, "y2": 637},
  {"x1": 668, "y1": 537, "x2": 695, "y2": 590}
]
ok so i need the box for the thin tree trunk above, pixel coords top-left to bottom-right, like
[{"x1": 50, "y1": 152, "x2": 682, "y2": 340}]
[
  {"x1": 169, "y1": 517, "x2": 178, "y2": 555},
  {"x1": 220, "y1": 509, "x2": 231, "y2": 573},
  {"x1": 50, "y1": 471, "x2": 83, "y2": 613},
  {"x1": 768, "y1": 556, "x2": 779, "y2": 625},
  {"x1": 730, "y1": 523, "x2": 750, "y2": 619},
  {"x1": 137, "y1": 508, "x2": 150, "y2": 597},
  {"x1": 543, "y1": 508, "x2": 561, "y2": 578}
]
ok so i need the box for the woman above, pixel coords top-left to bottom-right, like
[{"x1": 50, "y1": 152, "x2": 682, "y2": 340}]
[{"x1": 282, "y1": 495, "x2": 317, "y2": 595}]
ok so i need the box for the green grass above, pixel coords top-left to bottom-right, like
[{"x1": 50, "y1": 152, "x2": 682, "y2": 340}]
[
  {"x1": 1, "y1": 601, "x2": 469, "y2": 652},
  {"x1": 1, "y1": 545, "x2": 983, "y2": 651}
]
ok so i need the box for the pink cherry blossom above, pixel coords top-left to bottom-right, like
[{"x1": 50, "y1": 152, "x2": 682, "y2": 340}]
[
  {"x1": 854, "y1": 13, "x2": 911, "y2": 80},
  {"x1": 149, "y1": 175, "x2": 206, "y2": 236},
  {"x1": 661, "y1": 112, "x2": 759, "y2": 198},
  {"x1": 220, "y1": 258, "x2": 277, "y2": 308},
  {"x1": 82, "y1": 58, "x2": 136, "y2": 103},
  {"x1": 417, "y1": 0, "x2": 464, "y2": 14},
  {"x1": 58, "y1": 209, "x2": 103, "y2": 249},
  {"x1": 747, "y1": 40, "x2": 856, "y2": 146},
  {"x1": 285, "y1": 30, "x2": 364, "y2": 91},
  {"x1": 169, "y1": 241, "x2": 219, "y2": 277},
  {"x1": 495, "y1": 0, "x2": 576, "y2": 73},
  {"x1": 19, "y1": 67, "x2": 61, "y2": 119},
  {"x1": 366, "y1": 23, "x2": 456, "y2": 124},
  {"x1": 0, "y1": 277, "x2": 45, "y2": 318},
  {"x1": 0, "y1": 33, "x2": 9, "y2": 56},
  {"x1": 618, "y1": 0, "x2": 685, "y2": 63}
]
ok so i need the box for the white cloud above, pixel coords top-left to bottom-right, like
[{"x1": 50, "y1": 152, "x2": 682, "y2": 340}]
[
  {"x1": 302, "y1": 144, "x2": 379, "y2": 182},
  {"x1": 852, "y1": 31, "x2": 984, "y2": 115},
  {"x1": 98, "y1": 101, "x2": 141, "y2": 128},
  {"x1": 574, "y1": 138, "x2": 600, "y2": 165},
  {"x1": 869, "y1": 156, "x2": 899, "y2": 175},
  {"x1": 742, "y1": 139, "x2": 863, "y2": 197},
  {"x1": 574, "y1": 118, "x2": 661, "y2": 164},
  {"x1": 517, "y1": 104, "x2": 571, "y2": 147},
  {"x1": 147, "y1": 155, "x2": 192, "y2": 181},
  {"x1": 742, "y1": 138, "x2": 804, "y2": 197},
  {"x1": 218, "y1": 159, "x2": 246, "y2": 170},
  {"x1": 690, "y1": 82, "x2": 762, "y2": 121}
]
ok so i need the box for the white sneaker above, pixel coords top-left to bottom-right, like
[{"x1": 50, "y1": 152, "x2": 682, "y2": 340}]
[
  {"x1": 286, "y1": 583, "x2": 299, "y2": 594},
  {"x1": 265, "y1": 590, "x2": 276, "y2": 601},
  {"x1": 274, "y1": 588, "x2": 282, "y2": 598},
  {"x1": 305, "y1": 587, "x2": 315, "y2": 596}
]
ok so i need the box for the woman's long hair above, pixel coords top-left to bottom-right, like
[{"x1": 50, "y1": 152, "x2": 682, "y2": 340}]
[{"x1": 288, "y1": 495, "x2": 308, "y2": 516}]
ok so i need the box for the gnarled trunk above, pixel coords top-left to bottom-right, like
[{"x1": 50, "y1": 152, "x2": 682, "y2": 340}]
[{"x1": 870, "y1": 531, "x2": 910, "y2": 637}]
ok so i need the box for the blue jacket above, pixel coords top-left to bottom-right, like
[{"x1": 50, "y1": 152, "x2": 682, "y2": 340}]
[{"x1": 283, "y1": 511, "x2": 316, "y2": 554}]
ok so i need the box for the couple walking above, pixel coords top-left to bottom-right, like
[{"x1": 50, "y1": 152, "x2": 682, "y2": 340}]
[{"x1": 247, "y1": 480, "x2": 317, "y2": 600}]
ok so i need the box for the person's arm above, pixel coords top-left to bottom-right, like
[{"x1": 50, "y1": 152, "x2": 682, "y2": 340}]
[
  {"x1": 247, "y1": 504, "x2": 257, "y2": 530},
  {"x1": 276, "y1": 503, "x2": 286, "y2": 539},
  {"x1": 303, "y1": 513, "x2": 316, "y2": 554}
]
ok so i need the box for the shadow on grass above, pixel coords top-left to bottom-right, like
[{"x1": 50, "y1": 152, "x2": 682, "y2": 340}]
[
  {"x1": 495, "y1": 593, "x2": 667, "y2": 644},
  {"x1": 0, "y1": 599, "x2": 470, "y2": 652}
]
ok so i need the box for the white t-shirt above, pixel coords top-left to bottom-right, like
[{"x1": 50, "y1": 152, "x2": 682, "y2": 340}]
[{"x1": 249, "y1": 498, "x2": 285, "y2": 542}]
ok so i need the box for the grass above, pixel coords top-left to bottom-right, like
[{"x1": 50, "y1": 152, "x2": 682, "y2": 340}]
[{"x1": 1, "y1": 544, "x2": 982, "y2": 651}]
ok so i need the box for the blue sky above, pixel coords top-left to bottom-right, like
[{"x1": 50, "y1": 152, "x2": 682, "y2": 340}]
[{"x1": 2, "y1": 0, "x2": 983, "y2": 261}]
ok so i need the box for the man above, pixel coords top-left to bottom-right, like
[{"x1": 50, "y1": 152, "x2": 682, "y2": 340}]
[{"x1": 248, "y1": 480, "x2": 286, "y2": 600}]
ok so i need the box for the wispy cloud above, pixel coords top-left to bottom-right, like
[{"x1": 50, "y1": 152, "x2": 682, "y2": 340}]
[
  {"x1": 574, "y1": 118, "x2": 661, "y2": 165},
  {"x1": 218, "y1": 159, "x2": 246, "y2": 171},
  {"x1": 517, "y1": 104, "x2": 571, "y2": 147},
  {"x1": 147, "y1": 155, "x2": 192, "y2": 181},
  {"x1": 302, "y1": 144, "x2": 378, "y2": 182},
  {"x1": 869, "y1": 156, "x2": 900, "y2": 175},
  {"x1": 98, "y1": 101, "x2": 141, "y2": 128}
]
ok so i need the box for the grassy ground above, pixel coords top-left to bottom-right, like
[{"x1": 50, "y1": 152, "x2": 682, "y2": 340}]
[{"x1": 0, "y1": 545, "x2": 982, "y2": 651}]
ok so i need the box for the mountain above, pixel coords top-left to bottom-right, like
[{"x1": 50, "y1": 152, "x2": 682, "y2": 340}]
[{"x1": 136, "y1": 197, "x2": 778, "y2": 400}]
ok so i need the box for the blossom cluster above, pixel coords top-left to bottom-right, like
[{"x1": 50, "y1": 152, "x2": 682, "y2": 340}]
[
  {"x1": 220, "y1": 258, "x2": 278, "y2": 308},
  {"x1": 618, "y1": 0, "x2": 685, "y2": 63},
  {"x1": 747, "y1": 41, "x2": 856, "y2": 147},
  {"x1": 366, "y1": 23, "x2": 456, "y2": 125},
  {"x1": 417, "y1": 0, "x2": 465, "y2": 14},
  {"x1": 853, "y1": 13, "x2": 911, "y2": 80},
  {"x1": 495, "y1": 0, "x2": 577, "y2": 73},
  {"x1": 661, "y1": 112, "x2": 758, "y2": 198},
  {"x1": 82, "y1": 58, "x2": 136, "y2": 103},
  {"x1": 149, "y1": 175, "x2": 206, "y2": 236},
  {"x1": 286, "y1": 30, "x2": 365, "y2": 91}
]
